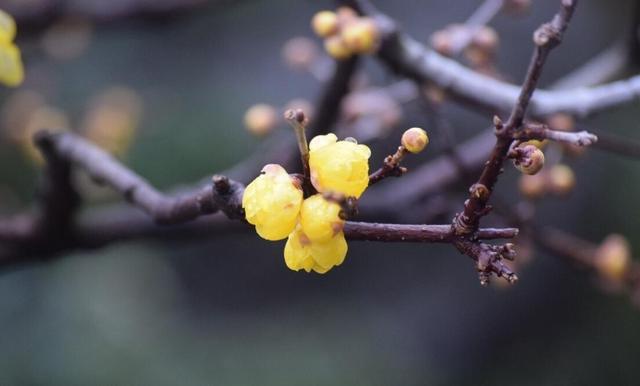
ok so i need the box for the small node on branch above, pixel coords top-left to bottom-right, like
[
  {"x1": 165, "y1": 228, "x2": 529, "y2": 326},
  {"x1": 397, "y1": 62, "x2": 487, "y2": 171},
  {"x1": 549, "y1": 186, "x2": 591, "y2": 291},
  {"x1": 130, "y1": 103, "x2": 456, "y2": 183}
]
[
  {"x1": 455, "y1": 240, "x2": 519, "y2": 286},
  {"x1": 212, "y1": 174, "x2": 230, "y2": 194},
  {"x1": 533, "y1": 22, "x2": 561, "y2": 47},
  {"x1": 469, "y1": 183, "x2": 489, "y2": 200},
  {"x1": 510, "y1": 144, "x2": 545, "y2": 175}
]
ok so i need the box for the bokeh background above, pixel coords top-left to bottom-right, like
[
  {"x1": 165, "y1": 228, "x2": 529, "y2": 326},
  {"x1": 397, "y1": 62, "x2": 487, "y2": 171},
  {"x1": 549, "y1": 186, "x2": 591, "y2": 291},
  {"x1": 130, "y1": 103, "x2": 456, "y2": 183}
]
[{"x1": 0, "y1": 0, "x2": 639, "y2": 385}]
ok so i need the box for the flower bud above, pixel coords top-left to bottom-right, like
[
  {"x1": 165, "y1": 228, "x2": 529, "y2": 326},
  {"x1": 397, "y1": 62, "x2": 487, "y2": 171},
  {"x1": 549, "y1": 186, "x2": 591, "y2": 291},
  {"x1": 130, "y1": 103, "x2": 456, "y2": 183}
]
[
  {"x1": 465, "y1": 26, "x2": 498, "y2": 66},
  {"x1": 522, "y1": 139, "x2": 547, "y2": 149},
  {"x1": 284, "y1": 99, "x2": 314, "y2": 122},
  {"x1": 473, "y1": 26, "x2": 498, "y2": 52},
  {"x1": 401, "y1": 127, "x2": 429, "y2": 154},
  {"x1": 594, "y1": 234, "x2": 631, "y2": 282},
  {"x1": 548, "y1": 164, "x2": 575, "y2": 195},
  {"x1": 341, "y1": 17, "x2": 379, "y2": 54},
  {"x1": 282, "y1": 37, "x2": 318, "y2": 70},
  {"x1": 311, "y1": 11, "x2": 339, "y2": 38},
  {"x1": 336, "y1": 7, "x2": 358, "y2": 25},
  {"x1": 324, "y1": 35, "x2": 352, "y2": 60},
  {"x1": 513, "y1": 145, "x2": 545, "y2": 175},
  {"x1": 430, "y1": 29, "x2": 454, "y2": 57},
  {"x1": 244, "y1": 104, "x2": 278, "y2": 136},
  {"x1": 518, "y1": 173, "x2": 546, "y2": 199}
]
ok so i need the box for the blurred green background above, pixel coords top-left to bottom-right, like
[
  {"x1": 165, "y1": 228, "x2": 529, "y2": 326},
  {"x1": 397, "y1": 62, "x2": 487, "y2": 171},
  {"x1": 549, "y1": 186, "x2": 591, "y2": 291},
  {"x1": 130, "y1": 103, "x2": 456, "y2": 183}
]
[{"x1": 0, "y1": 0, "x2": 640, "y2": 385}]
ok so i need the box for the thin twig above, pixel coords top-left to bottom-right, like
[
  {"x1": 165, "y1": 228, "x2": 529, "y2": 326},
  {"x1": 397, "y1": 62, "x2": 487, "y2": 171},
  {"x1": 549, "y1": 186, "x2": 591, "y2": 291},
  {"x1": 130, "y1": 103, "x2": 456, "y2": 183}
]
[{"x1": 516, "y1": 123, "x2": 598, "y2": 146}]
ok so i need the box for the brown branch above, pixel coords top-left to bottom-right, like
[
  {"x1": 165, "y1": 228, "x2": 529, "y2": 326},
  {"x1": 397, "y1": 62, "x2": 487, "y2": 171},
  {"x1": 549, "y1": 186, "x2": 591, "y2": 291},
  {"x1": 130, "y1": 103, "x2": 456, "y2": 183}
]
[
  {"x1": 368, "y1": 146, "x2": 408, "y2": 185},
  {"x1": 0, "y1": 131, "x2": 518, "y2": 270},
  {"x1": 352, "y1": 0, "x2": 639, "y2": 118},
  {"x1": 344, "y1": 222, "x2": 517, "y2": 242},
  {"x1": 46, "y1": 131, "x2": 226, "y2": 225},
  {"x1": 454, "y1": 0, "x2": 577, "y2": 236},
  {"x1": 516, "y1": 123, "x2": 597, "y2": 146},
  {"x1": 367, "y1": 38, "x2": 621, "y2": 210}
]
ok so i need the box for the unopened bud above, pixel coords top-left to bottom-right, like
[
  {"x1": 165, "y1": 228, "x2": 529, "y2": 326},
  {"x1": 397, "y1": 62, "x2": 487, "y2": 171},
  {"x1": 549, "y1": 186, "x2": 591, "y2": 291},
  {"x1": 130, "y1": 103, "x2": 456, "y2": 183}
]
[
  {"x1": 522, "y1": 139, "x2": 547, "y2": 149},
  {"x1": 336, "y1": 7, "x2": 358, "y2": 25},
  {"x1": 430, "y1": 29, "x2": 454, "y2": 57},
  {"x1": 341, "y1": 18, "x2": 379, "y2": 54},
  {"x1": 401, "y1": 127, "x2": 429, "y2": 154},
  {"x1": 513, "y1": 145, "x2": 545, "y2": 175},
  {"x1": 282, "y1": 37, "x2": 318, "y2": 70},
  {"x1": 464, "y1": 26, "x2": 499, "y2": 66},
  {"x1": 471, "y1": 26, "x2": 499, "y2": 53},
  {"x1": 324, "y1": 35, "x2": 352, "y2": 60},
  {"x1": 548, "y1": 164, "x2": 575, "y2": 195},
  {"x1": 284, "y1": 99, "x2": 314, "y2": 122},
  {"x1": 518, "y1": 173, "x2": 546, "y2": 199},
  {"x1": 244, "y1": 104, "x2": 278, "y2": 136},
  {"x1": 311, "y1": 11, "x2": 339, "y2": 38},
  {"x1": 595, "y1": 234, "x2": 631, "y2": 282}
]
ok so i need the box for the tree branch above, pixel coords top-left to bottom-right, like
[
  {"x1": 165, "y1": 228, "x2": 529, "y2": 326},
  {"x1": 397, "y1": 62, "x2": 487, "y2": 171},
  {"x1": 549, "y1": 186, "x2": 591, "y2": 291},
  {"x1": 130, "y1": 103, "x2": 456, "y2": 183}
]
[
  {"x1": 0, "y1": 131, "x2": 518, "y2": 270},
  {"x1": 454, "y1": 0, "x2": 577, "y2": 236},
  {"x1": 354, "y1": 0, "x2": 638, "y2": 118}
]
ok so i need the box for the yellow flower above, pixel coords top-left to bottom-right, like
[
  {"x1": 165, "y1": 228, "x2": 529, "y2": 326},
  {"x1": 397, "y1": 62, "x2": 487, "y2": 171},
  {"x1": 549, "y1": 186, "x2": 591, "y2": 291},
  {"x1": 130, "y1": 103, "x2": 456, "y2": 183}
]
[
  {"x1": 242, "y1": 164, "x2": 303, "y2": 241},
  {"x1": 0, "y1": 9, "x2": 16, "y2": 43},
  {"x1": 300, "y1": 194, "x2": 344, "y2": 242},
  {"x1": 284, "y1": 225, "x2": 347, "y2": 274},
  {"x1": 0, "y1": 9, "x2": 23, "y2": 87},
  {"x1": 308, "y1": 133, "x2": 371, "y2": 198}
]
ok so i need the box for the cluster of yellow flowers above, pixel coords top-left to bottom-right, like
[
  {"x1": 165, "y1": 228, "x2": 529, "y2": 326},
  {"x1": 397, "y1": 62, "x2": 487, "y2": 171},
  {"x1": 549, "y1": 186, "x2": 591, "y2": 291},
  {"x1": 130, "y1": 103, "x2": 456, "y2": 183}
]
[
  {"x1": 242, "y1": 133, "x2": 371, "y2": 274},
  {"x1": 311, "y1": 7, "x2": 380, "y2": 60},
  {"x1": 0, "y1": 9, "x2": 24, "y2": 87}
]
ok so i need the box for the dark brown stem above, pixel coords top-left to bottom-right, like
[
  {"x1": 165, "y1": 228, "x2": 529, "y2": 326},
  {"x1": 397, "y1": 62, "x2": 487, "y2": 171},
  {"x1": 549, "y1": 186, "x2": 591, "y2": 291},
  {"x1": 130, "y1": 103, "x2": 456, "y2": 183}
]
[
  {"x1": 368, "y1": 146, "x2": 408, "y2": 185},
  {"x1": 48, "y1": 131, "x2": 225, "y2": 224},
  {"x1": 454, "y1": 0, "x2": 577, "y2": 236},
  {"x1": 284, "y1": 109, "x2": 311, "y2": 185},
  {"x1": 0, "y1": 131, "x2": 518, "y2": 270},
  {"x1": 344, "y1": 222, "x2": 517, "y2": 242}
]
